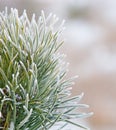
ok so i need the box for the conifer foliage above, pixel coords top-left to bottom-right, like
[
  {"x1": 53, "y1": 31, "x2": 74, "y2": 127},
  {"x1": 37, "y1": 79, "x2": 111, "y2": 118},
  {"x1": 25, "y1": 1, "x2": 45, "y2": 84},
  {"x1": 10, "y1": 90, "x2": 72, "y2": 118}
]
[{"x1": 0, "y1": 8, "x2": 92, "y2": 130}]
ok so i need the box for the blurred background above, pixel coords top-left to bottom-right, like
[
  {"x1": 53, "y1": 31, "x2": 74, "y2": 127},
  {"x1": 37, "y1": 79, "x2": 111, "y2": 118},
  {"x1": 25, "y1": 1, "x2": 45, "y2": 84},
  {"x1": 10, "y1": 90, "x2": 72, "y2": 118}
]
[{"x1": 0, "y1": 0, "x2": 116, "y2": 130}]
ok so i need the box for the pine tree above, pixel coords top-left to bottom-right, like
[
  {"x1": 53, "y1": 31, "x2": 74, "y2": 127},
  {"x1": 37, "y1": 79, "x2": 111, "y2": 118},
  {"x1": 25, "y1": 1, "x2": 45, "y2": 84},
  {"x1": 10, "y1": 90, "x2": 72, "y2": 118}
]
[{"x1": 0, "y1": 8, "x2": 92, "y2": 130}]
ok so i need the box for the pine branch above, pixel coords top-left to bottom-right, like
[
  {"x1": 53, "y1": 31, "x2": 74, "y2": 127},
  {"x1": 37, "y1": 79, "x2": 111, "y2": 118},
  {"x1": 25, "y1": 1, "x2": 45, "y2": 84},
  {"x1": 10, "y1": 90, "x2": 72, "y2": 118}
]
[{"x1": 0, "y1": 8, "x2": 93, "y2": 130}]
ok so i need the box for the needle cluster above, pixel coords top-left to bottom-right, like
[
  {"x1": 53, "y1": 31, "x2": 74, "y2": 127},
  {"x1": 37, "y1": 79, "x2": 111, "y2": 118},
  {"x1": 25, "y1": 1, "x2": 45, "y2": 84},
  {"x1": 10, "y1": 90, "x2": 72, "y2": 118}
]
[{"x1": 0, "y1": 8, "x2": 92, "y2": 130}]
